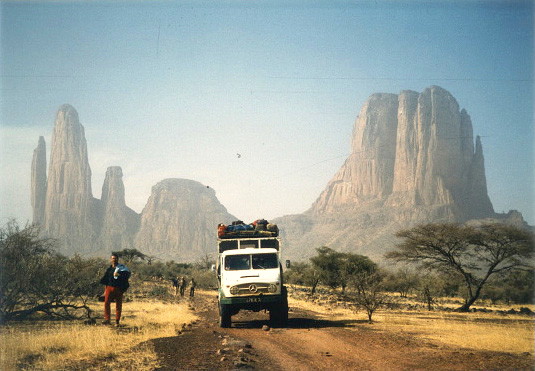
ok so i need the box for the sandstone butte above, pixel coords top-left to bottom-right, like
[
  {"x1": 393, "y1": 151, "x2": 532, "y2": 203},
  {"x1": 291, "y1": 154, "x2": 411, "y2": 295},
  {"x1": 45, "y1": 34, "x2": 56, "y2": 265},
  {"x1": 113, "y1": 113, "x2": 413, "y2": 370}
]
[{"x1": 31, "y1": 87, "x2": 528, "y2": 262}]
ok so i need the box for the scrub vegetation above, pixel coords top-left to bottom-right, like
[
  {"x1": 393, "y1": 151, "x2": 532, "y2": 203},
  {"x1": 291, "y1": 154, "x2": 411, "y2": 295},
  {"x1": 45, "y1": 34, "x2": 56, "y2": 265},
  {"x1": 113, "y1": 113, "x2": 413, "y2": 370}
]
[{"x1": 1, "y1": 220, "x2": 533, "y2": 369}]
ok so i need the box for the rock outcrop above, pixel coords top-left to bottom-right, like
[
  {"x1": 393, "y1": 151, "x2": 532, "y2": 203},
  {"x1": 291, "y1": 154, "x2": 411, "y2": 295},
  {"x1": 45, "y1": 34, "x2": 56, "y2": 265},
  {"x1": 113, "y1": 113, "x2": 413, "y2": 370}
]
[
  {"x1": 134, "y1": 179, "x2": 236, "y2": 261},
  {"x1": 31, "y1": 104, "x2": 235, "y2": 261},
  {"x1": 42, "y1": 104, "x2": 100, "y2": 254},
  {"x1": 31, "y1": 136, "x2": 47, "y2": 225},
  {"x1": 32, "y1": 105, "x2": 140, "y2": 256},
  {"x1": 310, "y1": 86, "x2": 494, "y2": 219},
  {"x1": 100, "y1": 166, "x2": 140, "y2": 253},
  {"x1": 31, "y1": 89, "x2": 527, "y2": 263},
  {"x1": 276, "y1": 86, "x2": 502, "y2": 261}
]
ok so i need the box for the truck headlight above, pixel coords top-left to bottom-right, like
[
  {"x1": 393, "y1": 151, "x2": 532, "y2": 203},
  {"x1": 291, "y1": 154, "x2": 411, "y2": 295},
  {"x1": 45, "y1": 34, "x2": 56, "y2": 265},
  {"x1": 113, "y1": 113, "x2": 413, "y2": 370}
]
[
  {"x1": 230, "y1": 286, "x2": 239, "y2": 295},
  {"x1": 268, "y1": 284, "x2": 277, "y2": 293}
]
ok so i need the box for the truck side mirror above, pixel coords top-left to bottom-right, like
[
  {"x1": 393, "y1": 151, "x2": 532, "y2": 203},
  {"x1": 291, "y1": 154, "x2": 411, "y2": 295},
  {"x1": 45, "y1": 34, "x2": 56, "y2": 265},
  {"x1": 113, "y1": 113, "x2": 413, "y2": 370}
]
[
  {"x1": 285, "y1": 260, "x2": 291, "y2": 269},
  {"x1": 210, "y1": 264, "x2": 216, "y2": 272}
]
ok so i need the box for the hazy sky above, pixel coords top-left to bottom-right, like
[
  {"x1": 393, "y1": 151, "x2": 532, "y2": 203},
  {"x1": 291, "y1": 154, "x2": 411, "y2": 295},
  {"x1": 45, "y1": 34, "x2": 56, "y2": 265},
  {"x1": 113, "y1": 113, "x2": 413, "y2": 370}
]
[{"x1": 1, "y1": 0, "x2": 533, "y2": 225}]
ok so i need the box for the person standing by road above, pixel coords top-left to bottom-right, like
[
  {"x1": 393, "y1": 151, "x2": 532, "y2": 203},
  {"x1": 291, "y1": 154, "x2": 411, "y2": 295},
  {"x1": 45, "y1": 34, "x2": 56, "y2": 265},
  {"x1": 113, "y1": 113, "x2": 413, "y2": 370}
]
[
  {"x1": 189, "y1": 278, "x2": 196, "y2": 297},
  {"x1": 179, "y1": 276, "x2": 186, "y2": 297},
  {"x1": 100, "y1": 253, "x2": 130, "y2": 326},
  {"x1": 171, "y1": 276, "x2": 179, "y2": 296}
]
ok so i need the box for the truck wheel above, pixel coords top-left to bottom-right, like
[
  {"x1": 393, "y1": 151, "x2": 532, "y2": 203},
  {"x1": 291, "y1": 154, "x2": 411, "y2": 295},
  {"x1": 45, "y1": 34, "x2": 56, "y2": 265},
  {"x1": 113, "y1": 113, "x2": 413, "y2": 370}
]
[
  {"x1": 219, "y1": 303, "x2": 232, "y2": 328},
  {"x1": 269, "y1": 302, "x2": 288, "y2": 328},
  {"x1": 271, "y1": 286, "x2": 289, "y2": 327}
]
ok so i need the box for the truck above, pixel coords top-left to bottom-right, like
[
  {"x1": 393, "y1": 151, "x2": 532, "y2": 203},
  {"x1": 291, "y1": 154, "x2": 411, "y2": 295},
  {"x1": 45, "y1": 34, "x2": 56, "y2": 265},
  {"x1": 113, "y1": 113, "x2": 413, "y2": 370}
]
[{"x1": 215, "y1": 221, "x2": 289, "y2": 328}]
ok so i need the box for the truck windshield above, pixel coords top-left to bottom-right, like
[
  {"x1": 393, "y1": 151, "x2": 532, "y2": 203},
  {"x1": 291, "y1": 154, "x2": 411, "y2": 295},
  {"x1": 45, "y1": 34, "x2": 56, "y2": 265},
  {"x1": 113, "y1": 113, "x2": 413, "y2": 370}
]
[
  {"x1": 224, "y1": 253, "x2": 278, "y2": 270},
  {"x1": 252, "y1": 253, "x2": 278, "y2": 269}
]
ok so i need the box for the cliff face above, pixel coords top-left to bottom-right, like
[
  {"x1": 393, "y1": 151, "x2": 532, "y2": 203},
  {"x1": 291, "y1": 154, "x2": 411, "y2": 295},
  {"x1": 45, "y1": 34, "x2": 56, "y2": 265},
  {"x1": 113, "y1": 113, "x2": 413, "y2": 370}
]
[
  {"x1": 278, "y1": 86, "x2": 499, "y2": 262},
  {"x1": 31, "y1": 88, "x2": 523, "y2": 263},
  {"x1": 42, "y1": 105, "x2": 100, "y2": 254},
  {"x1": 309, "y1": 86, "x2": 494, "y2": 219},
  {"x1": 32, "y1": 105, "x2": 140, "y2": 256},
  {"x1": 134, "y1": 179, "x2": 236, "y2": 261}
]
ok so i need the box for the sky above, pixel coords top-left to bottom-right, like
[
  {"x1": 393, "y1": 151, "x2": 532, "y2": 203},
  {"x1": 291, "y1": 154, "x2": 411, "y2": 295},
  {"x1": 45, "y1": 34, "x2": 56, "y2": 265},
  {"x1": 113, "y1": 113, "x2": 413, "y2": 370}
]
[{"x1": 1, "y1": 0, "x2": 533, "y2": 226}]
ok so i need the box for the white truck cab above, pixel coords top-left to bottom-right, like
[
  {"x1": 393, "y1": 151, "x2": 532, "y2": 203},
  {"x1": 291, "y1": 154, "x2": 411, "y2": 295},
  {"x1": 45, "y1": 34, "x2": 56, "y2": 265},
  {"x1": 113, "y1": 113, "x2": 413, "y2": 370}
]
[{"x1": 216, "y1": 235, "x2": 288, "y2": 328}]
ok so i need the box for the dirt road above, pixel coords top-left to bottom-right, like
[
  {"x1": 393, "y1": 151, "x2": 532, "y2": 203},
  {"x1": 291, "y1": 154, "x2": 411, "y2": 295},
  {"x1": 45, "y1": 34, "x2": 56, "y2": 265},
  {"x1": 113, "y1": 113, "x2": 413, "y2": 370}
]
[{"x1": 152, "y1": 291, "x2": 533, "y2": 370}]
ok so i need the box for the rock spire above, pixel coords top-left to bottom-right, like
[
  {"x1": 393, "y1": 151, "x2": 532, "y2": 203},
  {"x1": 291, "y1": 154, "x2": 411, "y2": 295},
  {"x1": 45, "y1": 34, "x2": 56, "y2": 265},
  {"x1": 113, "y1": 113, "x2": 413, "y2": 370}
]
[
  {"x1": 31, "y1": 136, "x2": 47, "y2": 225},
  {"x1": 43, "y1": 104, "x2": 99, "y2": 253},
  {"x1": 100, "y1": 166, "x2": 140, "y2": 252}
]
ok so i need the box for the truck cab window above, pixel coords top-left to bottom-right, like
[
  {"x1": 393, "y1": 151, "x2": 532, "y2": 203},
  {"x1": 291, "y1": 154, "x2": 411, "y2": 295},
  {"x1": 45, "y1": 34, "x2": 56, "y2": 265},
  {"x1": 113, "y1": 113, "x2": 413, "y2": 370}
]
[
  {"x1": 225, "y1": 255, "x2": 251, "y2": 270},
  {"x1": 252, "y1": 253, "x2": 278, "y2": 269}
]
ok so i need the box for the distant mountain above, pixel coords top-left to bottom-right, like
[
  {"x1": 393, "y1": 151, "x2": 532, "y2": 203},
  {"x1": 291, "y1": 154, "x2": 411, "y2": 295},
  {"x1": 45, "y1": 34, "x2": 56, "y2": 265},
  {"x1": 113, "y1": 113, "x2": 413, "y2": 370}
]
[
  {"x1": 31, "y1": 105, "x2": 234, "y2": 260},
  {"x1": 31, "y1": 87, "x2": 528, "y2": 262},
  {"x1": 273, "y1": 86, "x2": 526, "y2": 262},
  {"x1": 134, "y1": 178, "x2": 235, "y2": 261}
]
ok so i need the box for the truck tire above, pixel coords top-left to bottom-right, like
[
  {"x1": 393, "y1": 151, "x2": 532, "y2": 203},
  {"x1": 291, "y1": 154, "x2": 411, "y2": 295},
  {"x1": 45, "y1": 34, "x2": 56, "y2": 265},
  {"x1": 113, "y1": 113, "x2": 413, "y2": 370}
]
[
  {"x1": 269, "y1": 288, "x2": 289, "y2": 327},
  {"x1": 269, "y1": 303, "x2": 288, "y2": 327},
  {"x1": 219, "y1": 303, "x2": 232, "y2": 328}
]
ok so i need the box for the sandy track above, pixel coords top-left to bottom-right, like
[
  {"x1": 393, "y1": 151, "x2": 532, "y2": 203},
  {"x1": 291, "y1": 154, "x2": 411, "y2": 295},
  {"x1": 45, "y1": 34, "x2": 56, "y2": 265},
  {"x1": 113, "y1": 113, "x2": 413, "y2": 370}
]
[{"x1": 152, "y1": 291, "x2": 533, "y2": 370}]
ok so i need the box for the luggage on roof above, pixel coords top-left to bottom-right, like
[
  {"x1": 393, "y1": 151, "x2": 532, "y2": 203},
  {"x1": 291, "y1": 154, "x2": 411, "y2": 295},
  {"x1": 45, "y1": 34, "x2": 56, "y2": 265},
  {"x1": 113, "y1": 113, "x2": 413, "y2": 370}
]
[{"x1": 217, "y1": 219, "x2": 278, "y2": 239}]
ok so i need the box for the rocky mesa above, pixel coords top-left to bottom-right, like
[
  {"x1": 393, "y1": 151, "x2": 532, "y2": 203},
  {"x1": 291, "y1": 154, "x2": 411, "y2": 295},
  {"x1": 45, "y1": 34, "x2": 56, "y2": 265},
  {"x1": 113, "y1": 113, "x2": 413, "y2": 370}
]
[{"x1": 275, "y1": 86, "x2": 522, "y2": 262}]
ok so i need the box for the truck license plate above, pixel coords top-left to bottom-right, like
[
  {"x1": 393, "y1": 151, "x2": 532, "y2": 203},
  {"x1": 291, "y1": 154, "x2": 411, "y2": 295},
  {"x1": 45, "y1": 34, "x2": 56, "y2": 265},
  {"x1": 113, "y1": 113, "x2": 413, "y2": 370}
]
[{"x1": 246, "y1": 297, "x2": 261, "y2": 303}]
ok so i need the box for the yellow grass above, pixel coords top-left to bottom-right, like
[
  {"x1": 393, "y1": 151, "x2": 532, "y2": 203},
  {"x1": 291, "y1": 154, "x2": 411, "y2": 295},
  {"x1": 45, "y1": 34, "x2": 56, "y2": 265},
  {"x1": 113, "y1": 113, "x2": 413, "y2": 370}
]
[
  {"x1": 0, "y1": 297, "x2": 198, "y2": 371},
  {"x1": 288, "y1": 296, "x2": 535, "y2": 354},
  {"x1": 375, "y1": 311, "x2": 534, "y2": 354}
]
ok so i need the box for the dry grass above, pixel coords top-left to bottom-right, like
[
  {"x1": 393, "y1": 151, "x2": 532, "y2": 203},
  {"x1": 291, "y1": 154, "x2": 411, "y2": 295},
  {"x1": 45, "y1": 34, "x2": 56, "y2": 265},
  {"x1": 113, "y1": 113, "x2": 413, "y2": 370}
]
[
  {"x1": 288, "y1": 295, "x2": 535, "y2": 354},
  {"x1": 1, "y1": 297, "x2": 198, "y2": 371}
]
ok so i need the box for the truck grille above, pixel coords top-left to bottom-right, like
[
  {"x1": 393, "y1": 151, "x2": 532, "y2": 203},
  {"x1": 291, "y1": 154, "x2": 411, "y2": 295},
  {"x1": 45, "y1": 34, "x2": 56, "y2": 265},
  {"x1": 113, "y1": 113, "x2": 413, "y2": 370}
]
[{"x1": 232, "y1": 283, "x2": 274, "y2": 295}]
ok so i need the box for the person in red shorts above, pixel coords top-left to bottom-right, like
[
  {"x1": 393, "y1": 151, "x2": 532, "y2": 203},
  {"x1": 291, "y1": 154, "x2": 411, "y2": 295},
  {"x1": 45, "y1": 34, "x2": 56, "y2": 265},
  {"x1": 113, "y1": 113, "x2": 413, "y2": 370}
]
[{"x1": 100, "y1": 253, "x2": 130, "y2": 326}]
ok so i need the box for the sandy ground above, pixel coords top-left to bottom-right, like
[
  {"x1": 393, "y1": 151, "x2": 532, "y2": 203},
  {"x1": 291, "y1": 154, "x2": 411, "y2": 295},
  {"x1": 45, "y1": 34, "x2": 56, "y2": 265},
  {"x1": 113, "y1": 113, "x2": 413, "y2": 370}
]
[{"x1": 151, "y1": 291, "x2": 534, "y2": 370}]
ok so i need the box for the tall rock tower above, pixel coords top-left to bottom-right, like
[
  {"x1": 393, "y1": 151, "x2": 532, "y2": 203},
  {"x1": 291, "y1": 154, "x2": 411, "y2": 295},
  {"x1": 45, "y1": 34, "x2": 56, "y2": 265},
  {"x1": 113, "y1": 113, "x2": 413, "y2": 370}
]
[
  {"x1": 311, "y1": 94, "x2": 399, "y2": 213},
  {"x1": 278, "y1": 86, "x2": 498, "y2": 261},
  {"x1": 43, "y1": 104, "x2": 100, "y2": 254},
  {"x1": 100, "y1": 166, "x2": 140, "y2": 252},
  {"x1": 31, "y1": 136, "x2": 47, "y2": 225},
  {"x1": 310, "y1": 86, "x2": 494, "y2": 221}
]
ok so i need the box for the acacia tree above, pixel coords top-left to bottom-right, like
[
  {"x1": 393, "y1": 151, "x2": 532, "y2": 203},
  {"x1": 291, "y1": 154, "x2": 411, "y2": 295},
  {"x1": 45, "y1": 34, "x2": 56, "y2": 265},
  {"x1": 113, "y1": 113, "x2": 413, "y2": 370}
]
[
  {"x1": 0, "y1": 221, "x2": 101, "y2": 322},
  {"x1": 114, "y1": 248, "x2": 147, "y2": 264},
  {"x1": 310, "y1": 247, "x2": 343, "y2": 290},
  {"x1": 285, "y1": 262, "x2": 321, "y2": 295},
  {"x1": 339, "y1": 253, "x2": 376, "y2": 293},
  {"x1": 310, "y1": 247, "x2": 376, "y2": 293},
  {"x1": 386, "y1": 223, "x2": 534, "y2": 311},
  {"x1": 350, "y1": 270, "x2": 389, "y2": 323}
]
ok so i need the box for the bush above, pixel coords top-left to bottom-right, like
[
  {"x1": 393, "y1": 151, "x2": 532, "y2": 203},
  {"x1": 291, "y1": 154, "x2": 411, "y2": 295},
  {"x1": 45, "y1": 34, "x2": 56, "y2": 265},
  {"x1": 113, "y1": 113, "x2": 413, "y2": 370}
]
[{"x1": 0, "y1": 221, "x2": 101, "y2": 322}]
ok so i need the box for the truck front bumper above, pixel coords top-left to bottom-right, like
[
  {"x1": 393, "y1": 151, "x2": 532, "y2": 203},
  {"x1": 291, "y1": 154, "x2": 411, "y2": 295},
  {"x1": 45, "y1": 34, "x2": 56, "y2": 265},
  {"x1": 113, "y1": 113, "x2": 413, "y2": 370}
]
[{"x1": 219, "y1": 293, "x2": 283, "y2": 306}]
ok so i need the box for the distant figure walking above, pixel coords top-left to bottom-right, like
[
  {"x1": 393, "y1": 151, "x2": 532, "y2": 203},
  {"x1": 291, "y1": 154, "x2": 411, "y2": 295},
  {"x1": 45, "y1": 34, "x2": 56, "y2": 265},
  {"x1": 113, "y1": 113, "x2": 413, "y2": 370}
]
[
  {"x1": 179, "y1": 276, "x2": 186, "y2": 297},
  {"x1": 100, "y1": 253, "x2": 130, "y2": 326},
  {"x1": 171, "y1": 277, "x2": 179, "y2": 296},
  {"x1": 189, "y1": 278, "x2": 196, "y2": 297}
]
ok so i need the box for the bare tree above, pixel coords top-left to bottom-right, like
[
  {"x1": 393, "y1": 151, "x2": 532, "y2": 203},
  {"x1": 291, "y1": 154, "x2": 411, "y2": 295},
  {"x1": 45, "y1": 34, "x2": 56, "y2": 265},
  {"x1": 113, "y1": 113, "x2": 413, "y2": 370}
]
[
  {"x1": 0, "y1": 220, "x2": 100, "y2": 322},
  {"x1": 386, "y1": 223, "x2": 534, "y2": 311},
  {"x1": 195, "y1": 252, "x2": 215, "y2": 270},
  {"x1": 351, "y1": 271, "x2": 389, "y2": 323}
]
